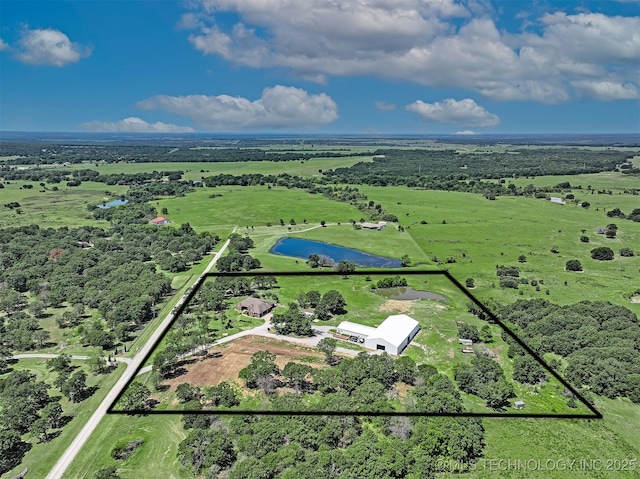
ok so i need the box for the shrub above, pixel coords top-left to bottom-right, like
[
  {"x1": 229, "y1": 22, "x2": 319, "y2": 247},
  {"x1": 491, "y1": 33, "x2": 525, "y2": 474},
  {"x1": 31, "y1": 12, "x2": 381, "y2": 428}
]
[
  {"x1": 517, "y1": 255, "x2": 526, "y2": 263},
  {"x1": 580, "y1": 235, "x2": 589, "y2": 243},
  {"x1": 465, "y1": 278, "x2": 475, "y2": 288},
  {"x1": 620, "y1": 248, "x2": 634, "y2": 257},
  {"x1": 565, "y1": 259, "x2": 583, "y2": 271},
  {"x1": 499, "y1": 276, "x2": 519, "y2": 289},
  {"x1": 591, "y1": 247, "x2": 614, "y2": 261}
]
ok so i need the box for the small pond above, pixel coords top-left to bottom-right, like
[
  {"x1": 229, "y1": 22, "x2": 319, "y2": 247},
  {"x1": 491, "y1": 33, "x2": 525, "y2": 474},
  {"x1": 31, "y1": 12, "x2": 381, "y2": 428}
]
[
  {"x1": 374, "y1": 287, "x2": 449, "y2": 302},
  {"x1": 269, "y1": 237, "x2": 402, "y2": 268},
  {"x1": 97, "y1": 199, "x2": 128, "y2": 209}
]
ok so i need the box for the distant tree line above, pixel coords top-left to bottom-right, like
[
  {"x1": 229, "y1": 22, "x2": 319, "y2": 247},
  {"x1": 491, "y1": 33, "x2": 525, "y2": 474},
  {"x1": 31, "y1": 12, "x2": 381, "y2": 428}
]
[
  {"x1": 0, "y1": 143, "x2": 364, "y2": 165},
  {"x1": 323, "y1": 148, "x2": 631, "y2": 182}
]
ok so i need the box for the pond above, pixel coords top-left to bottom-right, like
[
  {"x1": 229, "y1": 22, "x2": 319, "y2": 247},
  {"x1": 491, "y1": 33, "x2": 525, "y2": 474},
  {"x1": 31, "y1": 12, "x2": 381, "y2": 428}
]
[
  {"x1": 97, "y1": 199, "x2": 128, "y2": 209},
  {"x1": 269, "y1": 237, "x2": 402, "y2": 268},
  {"x1": 374, "y1": 286, "x2": 449, "y2": 302}
]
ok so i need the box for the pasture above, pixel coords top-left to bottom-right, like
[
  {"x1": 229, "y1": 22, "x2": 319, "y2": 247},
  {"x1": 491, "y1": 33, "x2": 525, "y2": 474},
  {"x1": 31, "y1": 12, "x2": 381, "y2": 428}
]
[
  {"x1": 355, "y1": 185, "x2": 640, "y2": 313},
  {"x1": 154, "y1": 185, "x2": 367, "y2": 234},
  {"x1": 52, "y1": 156, "x2": 374, "y2": 180},
  {"x1": 0, "y1": 180, "x2": 127, "y2": 229}
]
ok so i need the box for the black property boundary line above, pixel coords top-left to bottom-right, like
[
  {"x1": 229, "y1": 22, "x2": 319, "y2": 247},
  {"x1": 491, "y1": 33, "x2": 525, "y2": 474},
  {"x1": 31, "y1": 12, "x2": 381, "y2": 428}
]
[{"x1": 108, "y1": 270, "x2": 601, "y2": 419}]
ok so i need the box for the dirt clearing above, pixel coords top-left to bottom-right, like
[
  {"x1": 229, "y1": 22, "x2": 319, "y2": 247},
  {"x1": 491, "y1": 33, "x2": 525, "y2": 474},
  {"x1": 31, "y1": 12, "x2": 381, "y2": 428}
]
[
  {"x1": 379, "y1": 299, "x2": 414, "y2": 313},
  {"x1": 163, "y1": 335, "x2": 326, "y2": 391}
]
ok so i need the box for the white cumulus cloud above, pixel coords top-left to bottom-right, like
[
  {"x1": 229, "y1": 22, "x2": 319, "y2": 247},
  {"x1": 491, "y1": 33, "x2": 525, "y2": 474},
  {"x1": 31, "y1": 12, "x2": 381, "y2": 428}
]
[
  {"x1": 571, "y1": 80, "x2": 639, "y2": 101},
  {"x1": 78, "y1": 117, "x2": 195, "y2": 133},
  {"x1": 0, "y1": 39, "x2": 8, "y2": 51},
  {"x1": 407, "y1": 98, "x2": 500, "y2": 128},
  {"x1": 16, "y1": 28, "x2": 91, "y2": 66},
  {"x1": 182, "y1": 1, "x2": 640, "y2": 103},
  {"x1": 136, "y1": 85, "x2": 338, "y2": 130}
]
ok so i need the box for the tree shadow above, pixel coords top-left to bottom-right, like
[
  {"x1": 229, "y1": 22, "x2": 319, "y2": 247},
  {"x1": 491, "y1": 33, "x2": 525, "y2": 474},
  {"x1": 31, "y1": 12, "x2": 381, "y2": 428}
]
[
  {"x1": 76, "y1": 385, "x2": 99, "y2": 403},
  {"x1": 58, "y1": 415, "x2": 74, "y2": 428},
  {"x1": 165, "y1": 367, "x2": 188, "y2": 379},
  {"x1": 39, "y1": 430, "x2": 62, "y2": 443}
]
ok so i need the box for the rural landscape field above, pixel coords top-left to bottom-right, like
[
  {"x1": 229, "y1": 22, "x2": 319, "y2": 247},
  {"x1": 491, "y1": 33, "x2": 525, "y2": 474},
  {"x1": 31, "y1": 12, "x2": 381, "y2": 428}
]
[
  {"x1": 0, "y1": 136, "x2": 638, "y2": 479},
  {"x1": 2, "y1": 0, "x2": 639, "y2": 477}
]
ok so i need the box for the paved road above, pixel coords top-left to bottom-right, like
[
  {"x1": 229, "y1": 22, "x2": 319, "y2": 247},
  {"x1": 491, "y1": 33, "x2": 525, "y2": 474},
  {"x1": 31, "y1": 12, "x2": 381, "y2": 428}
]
[{"x1": 45, "y1": 238, "x2": 231, "y2": 479}]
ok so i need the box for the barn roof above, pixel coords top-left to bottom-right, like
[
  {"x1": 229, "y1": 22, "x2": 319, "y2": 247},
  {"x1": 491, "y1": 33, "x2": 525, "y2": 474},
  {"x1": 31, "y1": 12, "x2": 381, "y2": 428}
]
[
  {"x1": 337, "y1": 321, "x2": 377, "y2": 337},
  {"x1": 366, "y1": 314, "x2": 419, "y2": 347}
]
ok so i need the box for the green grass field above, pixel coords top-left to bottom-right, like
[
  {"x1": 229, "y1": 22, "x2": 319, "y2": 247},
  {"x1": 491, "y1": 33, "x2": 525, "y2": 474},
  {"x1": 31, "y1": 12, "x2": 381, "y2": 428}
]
[
  {"x1": 0, "y1": 180, "x2": 128, "y2": 229},
  {"x1": 154, "y1": 185, "x2": 369, "y2": 233},
  {"x1": 51, "y1": 156, "x2": 374, "y2": 180},
  {"x1": 354, "y1": 185, "x2": 639, "y2": 315}
]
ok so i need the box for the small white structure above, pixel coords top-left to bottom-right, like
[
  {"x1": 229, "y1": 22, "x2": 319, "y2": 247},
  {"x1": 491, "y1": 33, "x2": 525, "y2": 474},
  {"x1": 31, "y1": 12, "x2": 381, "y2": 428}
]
[
  {"x1": 549, "y1": 197, "x2": 566, "y2": 205},
  {"x1": 459, "y1": 338, "x2": 473, "y2": 346},
  {"x1": 514, "y1": 400, "x2": 525, "y2": 410},
  {"x1": 337, "y1": 321, "x2": 376, "y2": 340},
  {"x1": 337, "y1": 314, "x2": 420, "y2": 355}
]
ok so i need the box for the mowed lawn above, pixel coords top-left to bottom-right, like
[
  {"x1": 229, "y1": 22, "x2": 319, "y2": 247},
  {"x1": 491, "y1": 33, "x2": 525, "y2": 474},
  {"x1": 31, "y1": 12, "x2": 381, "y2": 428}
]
[
  {"x1": 0, "y1": 180, "x2": 127, "y2": 229},
  {"x1": 357, "y1": 185, "x2": 640, "y2": 312}
]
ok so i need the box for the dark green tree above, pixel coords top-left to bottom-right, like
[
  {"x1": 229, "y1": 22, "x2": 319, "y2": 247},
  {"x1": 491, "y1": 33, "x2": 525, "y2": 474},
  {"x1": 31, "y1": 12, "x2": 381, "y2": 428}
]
[
  {"x1": 282, "y1": 362, "x2": 313, "y2": 392},
  {"x1": 317, "y1": 337, "x2": 338, "y2": 364},
  {"x1": 591, "y1": 247, "x2": 614, "y2": 261},
  {"x1": 566, "y1": 259, "x2": 583, "y2": 271}
]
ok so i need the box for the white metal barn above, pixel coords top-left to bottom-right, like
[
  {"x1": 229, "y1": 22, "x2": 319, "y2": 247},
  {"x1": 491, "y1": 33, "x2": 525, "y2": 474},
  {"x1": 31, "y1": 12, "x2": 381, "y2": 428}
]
[
  {"x1": 337, "y1": 321, "x2": 376, "y2": 341},
  {"x1": 337, "y1": 314, "x2": 420, "y2": 355}
]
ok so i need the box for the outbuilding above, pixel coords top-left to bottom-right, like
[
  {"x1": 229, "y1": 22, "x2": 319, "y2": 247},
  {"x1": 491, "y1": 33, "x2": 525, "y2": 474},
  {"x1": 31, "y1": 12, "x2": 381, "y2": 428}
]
[
  {"x1": 151, "y1": 216, "x2": 171, "y2": 225},
  {"x1": 337, "y1": 314, "x2": 420, "y2": 355},
  {"x1": 337, "y1": 321, "x2": 376, "y2": 341},
  {"x1": 514, "y1": 400, "x2": 525, "y2": 410}
]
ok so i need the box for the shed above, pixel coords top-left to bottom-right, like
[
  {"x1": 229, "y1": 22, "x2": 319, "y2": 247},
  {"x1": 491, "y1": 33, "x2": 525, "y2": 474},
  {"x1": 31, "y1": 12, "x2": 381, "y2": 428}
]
[
  {"x1": 459, "y1": 338, "x2": 473, "y2": 346},
  {"x1": 337, "y1": 321, "x2": 376, "y2": 340},
  {"x1": 236, "y1": 298, "x2": 275, "y2": 318},
  {"x1": 462, "y1": 347, "x2": 474, "y2": 354},
  {"x1": 549, "y1": 197, "x2": 566, "y2": 205},
  {"x1": 514, "y1": 400, "x2": 525, "y2": 410},
  {"x1": 151, "y1": 216, "x2": 171, "y2": 225}
]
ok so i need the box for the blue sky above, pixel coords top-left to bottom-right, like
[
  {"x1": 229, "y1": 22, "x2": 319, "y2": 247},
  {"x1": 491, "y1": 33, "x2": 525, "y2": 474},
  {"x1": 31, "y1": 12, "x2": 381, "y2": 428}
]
[{"x1": 1, "y1": 0, "x2": 638, "y2": 134}]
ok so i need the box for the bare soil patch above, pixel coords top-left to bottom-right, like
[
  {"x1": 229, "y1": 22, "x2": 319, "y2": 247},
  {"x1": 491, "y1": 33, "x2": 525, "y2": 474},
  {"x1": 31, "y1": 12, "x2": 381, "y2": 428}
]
[
  {"x1": 162, "y1": 335, "x2": 325, "y2": 391},
  {"x1": 379, "y1": 299, "x2": 414, "y2": 313}
]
